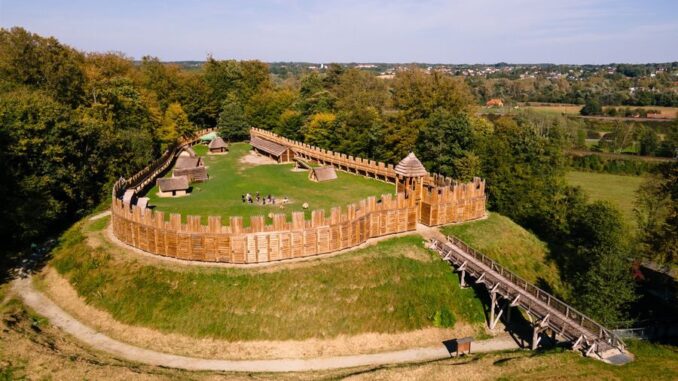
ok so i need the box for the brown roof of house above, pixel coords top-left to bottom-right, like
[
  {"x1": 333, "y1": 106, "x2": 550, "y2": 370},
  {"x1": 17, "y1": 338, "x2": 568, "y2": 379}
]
[
  {"x1": 173, "y1": 166, "x2": 209, "y2": 182},
  {"x1": 311, "y1": 166, "x2": 338, "y2": 182},
  {"x1": 180, "y1": 146, "x2": 196, "y2": 157},
  {"x1": 208, "y1": 136, "x2": 228, "y2": 149},
  {"x1": 250, "y1": 136, "x2": 289, "y2": 157},
  {"x1": 157, "y1": 176, "x2": 189, "y2": 192},
  {"x1": 395, "y1": 152, "x2": 428, "y2": 177},
  {"x1": 175, "y1": 156, "x2": 203, "y2": 169}
]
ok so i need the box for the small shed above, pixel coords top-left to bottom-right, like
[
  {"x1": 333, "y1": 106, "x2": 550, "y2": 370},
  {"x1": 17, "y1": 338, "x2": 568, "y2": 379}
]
[
  {"x1": 208, "y1": 137, "x2": 228, "y2": 153},
  {"x1": 309, "y1": 166, "x2": 337, "y2": 182},
  {"x1": 157, "y1": 176, "x2": 190, "y2": 197},
  {"x1": 250, "y1": 136, "x2": 292, "y2": 163},
  {"x1": 178, "y1": 146, "x2": 196, "y2": 157},
  {"x1": 455, "y1": 337, "x2": 473, "y2": 356}
]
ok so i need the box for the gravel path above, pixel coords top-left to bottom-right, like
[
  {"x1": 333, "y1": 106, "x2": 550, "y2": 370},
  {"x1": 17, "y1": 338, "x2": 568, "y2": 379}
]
[{"x1": 12, "y1": 276, "x2": 520, "y2": 372}]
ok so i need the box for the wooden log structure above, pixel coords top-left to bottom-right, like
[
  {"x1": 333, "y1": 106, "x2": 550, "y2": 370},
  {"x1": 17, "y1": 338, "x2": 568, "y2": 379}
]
[{"x1": 428, "y1": 235, "x2": 626, "y2": 359}]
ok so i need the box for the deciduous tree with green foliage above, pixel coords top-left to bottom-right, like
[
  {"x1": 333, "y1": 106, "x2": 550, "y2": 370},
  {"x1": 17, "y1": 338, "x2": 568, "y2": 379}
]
[{"x1": 217, "y1": 97, "x2": 250, "y2": 142}]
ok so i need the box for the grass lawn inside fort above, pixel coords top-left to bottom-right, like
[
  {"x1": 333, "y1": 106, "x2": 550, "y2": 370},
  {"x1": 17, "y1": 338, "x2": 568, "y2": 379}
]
[
  {"x1": 144, "y1": 142, "x2": 394, "y2": 224},
  {"x1": 43, "y1": 216, "x2": 488, "y2": 341}
]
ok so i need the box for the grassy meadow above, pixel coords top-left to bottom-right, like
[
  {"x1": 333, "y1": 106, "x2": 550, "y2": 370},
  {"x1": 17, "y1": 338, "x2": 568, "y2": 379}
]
[
  {"x1": 442, "y1": 213, "x2": 568, "y2": 298},
  {"x1": 145, "y1": 142, "x2": 394, "y2": 223},
  {"x1": 47, "y1": 218, "x2": 486, "y2": 341},
  {"x1": 565, "y1": 171, "x2": 645, "y2": 224}
]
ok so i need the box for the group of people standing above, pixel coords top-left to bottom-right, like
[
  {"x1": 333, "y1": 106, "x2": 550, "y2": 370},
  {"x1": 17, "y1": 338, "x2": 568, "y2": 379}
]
[{"x1": 242, "y1": 192, "x2": 288, "y2": 206}]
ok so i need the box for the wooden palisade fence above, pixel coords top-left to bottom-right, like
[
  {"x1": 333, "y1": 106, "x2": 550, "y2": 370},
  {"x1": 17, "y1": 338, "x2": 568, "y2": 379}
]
[{"x1": 111, "y1": 128, "x2": 486, "y2": 264}]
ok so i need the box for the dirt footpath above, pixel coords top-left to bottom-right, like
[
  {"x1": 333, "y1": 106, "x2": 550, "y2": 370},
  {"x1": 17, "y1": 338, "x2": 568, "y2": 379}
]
[{"x1": 13, "y1": 276, "x2": 520, "y2": 372}]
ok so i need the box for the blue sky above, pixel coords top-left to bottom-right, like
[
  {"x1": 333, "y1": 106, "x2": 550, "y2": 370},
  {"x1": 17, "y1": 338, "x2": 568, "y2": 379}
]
[{"x1": 1, "y1": 0, "x2": 677, "y2": 63}]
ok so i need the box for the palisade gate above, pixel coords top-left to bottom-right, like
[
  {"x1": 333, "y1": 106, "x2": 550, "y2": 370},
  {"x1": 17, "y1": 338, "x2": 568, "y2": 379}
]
[{"x1": 111, "y1": 128, "x2": 487, "y2": 264}]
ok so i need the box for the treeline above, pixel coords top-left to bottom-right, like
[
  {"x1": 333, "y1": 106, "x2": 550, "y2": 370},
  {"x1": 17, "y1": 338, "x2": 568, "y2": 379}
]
[
  {"x1": 467, "y1": 73, "x2": 678, "y2": 107},
  {"x1": 0, "y1": 28, "x2": 646, "y2": 325},
  {"x1": 0, "y1": 28, "x2": 266, "y2": 253}
]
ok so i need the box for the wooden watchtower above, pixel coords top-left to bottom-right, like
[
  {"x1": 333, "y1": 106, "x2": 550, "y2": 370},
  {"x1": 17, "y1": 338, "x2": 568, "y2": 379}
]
[{"x1": 395, "y1": 152, "x2": 428, "y2": 211}]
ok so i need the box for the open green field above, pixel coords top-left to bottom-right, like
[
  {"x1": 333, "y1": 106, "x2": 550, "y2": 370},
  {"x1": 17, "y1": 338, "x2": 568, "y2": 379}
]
[
  {"x1": 47, "y1": 218, "x2": 485, "y2": 341},
  {"x1": 565, "y1": 171, "x2": 645, "y2": 224},
  {"x1": 145, "y1": 143, "x2": 394, "y2": 223},
  {"x1": 442, "y1": 213, "x2": 567, "y2": 298}
]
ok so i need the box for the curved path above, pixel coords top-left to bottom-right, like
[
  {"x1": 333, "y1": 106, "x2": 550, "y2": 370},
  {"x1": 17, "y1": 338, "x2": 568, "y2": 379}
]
[{"x1": 12, "y1": 276, "x2": 520, "y2": 372}]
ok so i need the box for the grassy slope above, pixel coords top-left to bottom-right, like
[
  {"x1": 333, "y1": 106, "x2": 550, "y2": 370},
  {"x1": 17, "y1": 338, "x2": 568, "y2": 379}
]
[
  {"x1": 145, "y1": 143, "x2": 394, "y2": 223},
  {"x1": 48, "y1": 218, "x2": 485, "y2": 341},
  {"x1": 441, "y1": 213, "x2": 567, "y2": 298},
  {"x1": 565, "y1": 170, "x2": 644, "y2": 224}
]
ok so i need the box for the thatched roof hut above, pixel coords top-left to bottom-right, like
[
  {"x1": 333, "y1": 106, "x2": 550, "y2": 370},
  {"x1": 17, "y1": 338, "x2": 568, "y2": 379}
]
[
  {"x1": 208, "y1": 137, "x2": 228, "y2": 153},
  {"x1": 395, "y1": 152, "x2": 428, "y2": 177},
  {"x1": 309, "y1": 166, "x2": 338, "y2": 182},
  {"x1": 157, "y1": 176, "x2": 190, "y2": 197}
]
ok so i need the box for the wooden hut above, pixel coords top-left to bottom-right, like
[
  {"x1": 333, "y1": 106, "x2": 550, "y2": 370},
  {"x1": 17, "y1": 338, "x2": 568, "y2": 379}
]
[
  {"x1": 309, "y1": 166, "x2": 337, "y2": 182},
  {"x1": 250, "y1": 136, "x2": 293, "y2": 163},
  {"x1": 173, "y1": 156, "x2": 208, "y2": 182},
  {"x1": 157, "y1": 176, "x2": 190, "y2": 197},
  {"x1": 208, "y1": 137, "x2": 228, "y2": 153}
]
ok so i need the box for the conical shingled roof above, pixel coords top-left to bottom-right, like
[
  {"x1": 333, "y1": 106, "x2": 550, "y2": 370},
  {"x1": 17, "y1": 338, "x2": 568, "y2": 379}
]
[{"x1": 395, "y1": 152, "x2": 428, "y2": 177}]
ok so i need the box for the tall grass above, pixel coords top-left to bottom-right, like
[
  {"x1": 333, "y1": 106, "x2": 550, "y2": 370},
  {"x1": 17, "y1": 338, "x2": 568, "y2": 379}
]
[{"x1": 442, "y1": 213, "x2": 568, "y2": 298}]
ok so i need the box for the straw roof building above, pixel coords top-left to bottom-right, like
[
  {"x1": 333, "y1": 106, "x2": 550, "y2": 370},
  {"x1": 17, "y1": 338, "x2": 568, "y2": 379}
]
[
  {"x1": 157, "y1": 176, "x2": 190, "y2": 197},
  {"x1": 208, "y1": 137, "x2": 228, "y2": 153},
  {"x1": 309, "y1": 166, "x2": 337, "y2": 182}
]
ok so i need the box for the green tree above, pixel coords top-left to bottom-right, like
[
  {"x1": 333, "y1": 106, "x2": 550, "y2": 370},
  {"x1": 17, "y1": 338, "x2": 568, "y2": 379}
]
[
  {"x1": 217, "y1": 97, "x2": 250, "y2": 142},
  {"x1": 158, "y1": 102, "x2": 194, "y2": 149},
  {"x1": 415, "y1": 109, "x2": 474, "y2": 178},
  {"x1": 276, "y1": 109, "x2": 304, "y2": 141},
  {"x1": 303, "y1": 112, "x2": 337, "y2": 148},
  {"x1": 569, "y1": 202, "x2": 636, "y2": 325},
  {"x1": 634, "y1": 162, "x2": 678, "y2": 265},
  {"x1": 638, "y1": 127, "x2": 659, "y2": 156},
  {"x1": 245, "y1": 88, "x2": 297, "y2": 130},
  {"x1": 580, "y1": 97, "x2": 602, "y2": 116}
]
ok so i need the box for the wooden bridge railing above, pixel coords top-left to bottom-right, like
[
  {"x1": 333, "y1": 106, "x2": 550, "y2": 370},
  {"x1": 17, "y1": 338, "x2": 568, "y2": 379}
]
[{"x1": 432, "y1": 235, "x2": 625, "y2": 355}]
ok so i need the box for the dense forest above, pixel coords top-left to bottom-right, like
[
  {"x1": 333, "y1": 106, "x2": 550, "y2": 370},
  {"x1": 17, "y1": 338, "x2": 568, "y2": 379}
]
[{"x1": 1, "y1": 27, "x2": 676, "y2": 325}]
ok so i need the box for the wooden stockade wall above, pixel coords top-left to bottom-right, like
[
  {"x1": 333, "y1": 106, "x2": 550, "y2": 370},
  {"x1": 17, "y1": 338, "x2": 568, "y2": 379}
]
[
  {"x1": 420, "y1": 177, "x2": 486, "y2": 226},
  {"x1": 251, "y1": 128, "x2": 398, "y2": 182},
  {"x1": 111, "y1": 127, "x2": 487, "y2": 264},
  {"x1": 112, "y1": 193, "x2": 417, "y2": 263},
  {"x1": 251, "y1": 128, "x2": 487, "y2": 226}
]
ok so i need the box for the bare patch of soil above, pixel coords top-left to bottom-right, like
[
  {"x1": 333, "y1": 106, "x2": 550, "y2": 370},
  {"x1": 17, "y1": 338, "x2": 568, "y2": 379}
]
[{"x1": 239, "y1": 151, "x2": 277, "y2": 166}]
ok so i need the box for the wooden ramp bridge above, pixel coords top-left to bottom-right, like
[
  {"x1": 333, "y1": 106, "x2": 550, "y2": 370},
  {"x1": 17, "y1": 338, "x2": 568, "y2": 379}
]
[{"x1": 429, "y1": 236, "x2": 628, "y2": 362}]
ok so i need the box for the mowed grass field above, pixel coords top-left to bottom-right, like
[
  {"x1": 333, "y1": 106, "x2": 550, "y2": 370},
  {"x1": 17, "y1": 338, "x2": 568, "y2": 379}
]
[
  {"x1": 145, "y1": 143, "x2": 394, "y2": 223},
  {"x1": 565, "y1": 171, "x2": 645, "y2": 224},
  {"x1": 47, "y1": 218, "x2": 486, "y2": 341},
  {"x1": 442, "y1": 213, "x2": 568, "y2": 298}
]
